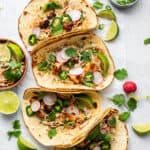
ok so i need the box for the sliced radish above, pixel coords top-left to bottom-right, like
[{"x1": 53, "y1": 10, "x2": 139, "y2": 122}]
[
  {"x1": 33, "y1": 27, "x2": 40, "y2": 38},
  {"x1": 65, "y1": 105, "x2": 80, "y2": 115},
  {"x1": 43, "y1": 93, "x2": 57, "y2": 106},
  {"x1": 56, "y1": 48, "x2": 70, "y2": 63},
  {"x1": 93, "y1": 146, "x2": 101, "y2": 150},
  {"x1": 67, "y1": 10, "x2": 81, "y2": 22},
  {"x1": 31, "y1": 101, "x2": 40, "y2": 112},
  {"x1": 26, "y1": 45, "x2": 32, "y2": 51},
  {"x1": 69, "y1": 67, "x2": 83, "y2": 76},
  {"x1": 93, "y1": 72, "x2": 103, "y2": 85}
]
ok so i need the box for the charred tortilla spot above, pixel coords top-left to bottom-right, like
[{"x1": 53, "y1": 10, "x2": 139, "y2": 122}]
[
  {"x1": 81, "y1": 37, "x2": 87, "y2": 40},
  {"x1": 93, "y1": 102, "x2": 97, "y2": 108},
  {"x1": 0, "y1": 39, "x2": 7, "y2": 43},
  {"x1": 47, "y1": 11, "x2": 56, "y2": 20},
  {"x1": 23, "y1": 11, "x2": 28, "y2": 15}
]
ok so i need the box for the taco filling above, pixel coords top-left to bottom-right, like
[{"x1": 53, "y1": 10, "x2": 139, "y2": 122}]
[
  {"x1": 25, "y1": 91, "x2": 98, "y2": 138},
  {"x1": 0, "y1": 40, "x2": 25, "y2": 87},
  {"x1": 36, "y1": 46, "x2": 109, "y2": 87},
  {"x1": 19, "y1": 0, "x2": 97, "y2": 51},
  {"x1": 69, "y1": 111, "x2": 117, "y2": 150}
]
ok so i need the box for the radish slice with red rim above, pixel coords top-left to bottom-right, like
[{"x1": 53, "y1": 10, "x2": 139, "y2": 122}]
[
  {"x1": 93, "y1": 146, "x2": 101, "y2": 150},
  {"x1": 33, "y1": 27, "x2": 40, "y2": 38},
  {"x1": 67, "y1": 10, "x2": 81, "y2": 22},
  {"x1": 69, "y1": 67, "x2": 83, "y2": 76},
  {"x1": 43, "y1": 93, "x2": 57, "y2": 106},
  {"x1": 56, "y1": 48, "x2": 70, "y2": 63},
  {"x1": 93, "y1": 72, "x2": 103, "y2": 85},
  {"x1": 65, "y1": 105, "x2": 80, "y2": 115},
  {"x1": 31, "y1": 101, "x2": 40, "y2": 112}
]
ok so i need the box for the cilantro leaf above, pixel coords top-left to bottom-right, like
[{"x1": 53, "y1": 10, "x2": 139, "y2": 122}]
[
  {"x1": 48, "y1": 54, "x2": 56, "y2": 62},
  {"x1": 80, "y1": 51, "x2": 92, "y2": 62},
  {"x1": 12, "y1": 120, "x2": 21, "y2": 129},
  {"x1": 108, "y1": 117, "x2": 116, "y2": 128},
  {"x1": 144, "y1": 38, "x2": 150, "y2": 45},
  {"x1": 48, "y1": 128, "x2": 57, "y2": 139},
  {"x1": 119, "y1": 112, "x2": 130, "y2": 122},
  {"x1": 9, "y1": 61, "x2": 21, "y2": 69},
  {"x1": 110, "y1": 94, "x2": 126, "y2": 107},
  {"x1": 127, "y1": 98, "x2": 137, "y2": 111},
  {"x1": 47, "y1": 111, "x2": 56, "y2": 121},
  {"x1": 93, "y1": 1, "x2": 103, "y2": 9},
  {"x1": 38, "y1": 61, "x2": 49, "y2": 71},
  {"x1": 7, "y1": 130, "x2": 21, "y2": 139},
  {"x1": 65, "y1": 48, "x2": 77, "y2": 57},
  {"x1": 114, "y1": 68, "x2": 128, "y2": 80}
]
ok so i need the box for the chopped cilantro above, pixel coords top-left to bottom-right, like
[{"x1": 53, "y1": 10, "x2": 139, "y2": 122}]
[
  {"x1": 119, "y1": 112, "x2": 130, "y2": 122},
  {"x1": 38, "y1": 61, "x2": 49, "y2": 71},
  {"x1": 108, "y1": 117, "x2": 116, "y2": 128},
  {"x1": 80, "y1": 51, "x2": 91, "y2": 62},
  {"x1": 65, "y1": 47, "x2": 78, "y2": 58},
  {"x1": 114, "y1": 68, "x2": 128, "y2": 80},
  {"x1": 48, "y1": 128, "x2": 57, "y2": 139},
  {"x1": 144, "y1": 38, "x2": 150, "y2": 45},
  {"x1": 7, "y1": 130, "x2": 21, "y2": 139},
  {"x1": 48, "y1": 54, "x2": 56, "y2": 62},
  {"x1": 109, "y1": 94, "x2": 126, "y2": 107},
  {"x1": 47, "y1": 111, "x2": 56, "y2": 121},
  {"x1": 127, "y1": 97, "x2": 137, "y2": 111},
  {"x1": 12, "y1": 120, "x2": 21, "y2": 129}
]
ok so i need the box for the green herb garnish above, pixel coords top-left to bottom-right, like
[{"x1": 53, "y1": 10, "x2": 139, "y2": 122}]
[
  {"x1": 38, "y1": 61, "x2": 49, "y2": 71},
  {"x1": 80, "y1": 51, "x2": 91, "y2": 62},
  {"x1": 12, "y1": 120, "x2": 21, "y2": 129},
  {"x1": 67, "y1": 60, "x2": 75, "y2": 68},
  {"x1": 144, "y1": 38, "x2": 150, "y2": 45},
  {"x1": 109, "y1": 94, "x2": 126, "y2": 107},
  {"x1": 119, "y1": 112, "x2": 130, "y2": 122},
  {"x1": 108, "y1": 117, "x2": 116, "y2": 127},
  {"x1": 26, "y1": 105, "x2": 35, "y2": 117},
  {"x1": 114, "y1": 68, "x2": 128, "y2": 80},
  {"x1": 127, "y1": 97, "x2": 137, "y2": 111},
  {"x1": 65, "y1": 47, "x2": 78, "y2": 58},
  {"x1": 48, "y1": 54, "x2": 56, "y2": 62},
  {"x1": 93, "y1": 1, "x2": 104, "y2": 9},
  {"x1": 43, "y1": 2, "x2": 62, "y2": 12},
  {"x1": 3, "y1": 69, "x2": 22, "y2": 81},
  {"x1": 48, "y1": 128, "x2": 57, "y2": 139},
  {"x1": 7, "y1": 130, "x2": 21, "y2": 139},
  {"x1": 47, "y1": 111, "x2": 56, "y2": 121},
  {"x1": 83, "y1": 72, "x2": 94, "y2": 87}
]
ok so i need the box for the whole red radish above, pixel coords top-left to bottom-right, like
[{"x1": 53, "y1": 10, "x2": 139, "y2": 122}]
[{"x1": 123, "y1": 81, "x2": 137, "y2": 93}]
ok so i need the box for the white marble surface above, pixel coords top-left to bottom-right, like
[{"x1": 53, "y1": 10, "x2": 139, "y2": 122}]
[{"x1": 0, "y1": 0, "x2": 150, "y2": 149}]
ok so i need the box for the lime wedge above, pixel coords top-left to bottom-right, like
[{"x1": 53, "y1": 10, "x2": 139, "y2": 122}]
[
  {"x1": 0, "y1": 91, "x2": 20, "y2": 114},
  {"x1": 105, "y1": 20, "x2": 119, "y2": 41},
  {"x1": 98, "y1": 10, "x2": 116, "y2": 21},
  {"x1": 132, "y1": 124, "x2": 150, "y2": 136},
  {"x1": 7, "y1": 42, "x2": 23, "y2": 62},
  {"x1": 17, "y1": 135, "x2": 37, "y2": 150},
  {"x1": 0, "y1": 43, "x2": 11, "y2": 61}
]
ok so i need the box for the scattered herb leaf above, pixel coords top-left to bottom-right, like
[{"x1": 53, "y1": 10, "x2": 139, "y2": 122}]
[
  {"x1": 114, "y1": 68, "x2": 128, "y2": 80},
  {"x1": 127, "y1": 97, "x2": 137, "y2": 111},
  {"x1": 108, "y1": 117, "x2": 116, "y2": 127},
  {"x1": 93, "y1": 1, "x2": 104, "y2": 9},
  {"x1": 65, "y1": 48, "x2": 77, "y2": 57},
  {"x1": 7, "y1": 130, "x2": 21, "y2": 139},
  {"x1": 144, "y1": 38, "x2": 150, "y2": 45},
  {"x1": 119, "y1": 112, "x2": 130, "y2": 122},
  {"x1": 12, "y1": 120, "x2": 21, "y2": 129},
  {"x1": 109, "y1": 94, "x2": 126, "y2": 107}
]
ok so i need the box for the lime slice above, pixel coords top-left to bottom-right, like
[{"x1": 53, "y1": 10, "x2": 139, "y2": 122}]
[
  {"x1": 132, "y1": 124, "x2": 150, "y2": 136},
  {"x1": 105, "y1": 20, "x2": 119, "y2": 41},
  {"x1": 0, "y1": 91, "x2": 20, "y2": 114},
  {"x1": 17, "y1": 135, "x2": 37, "y2": 150},
  {"x1": 0, "y1": 43, "x2": 11, "y2": 61},
  {"x1": 7, "y1": 42, "x2": 23, "y2": 62},
  {"x1": 98, "y1": 10, "x2": 116, "y2": 21}
]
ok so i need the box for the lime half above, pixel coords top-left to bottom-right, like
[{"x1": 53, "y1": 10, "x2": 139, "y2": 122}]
[
  {"x1": 132, "y1": 124, "x2": 150, "y2": 136},
  {"x1": 105, "y1": 20, "x2": 119, "y2": 41},
  {"x1": 0, "y1": 91, "x2": 20, "y2": 114},
  {"x1": 17, "y1": 136, "x2": 37, "y2": 150},
  {"x1": 98, "y1": 10, "x2": 116, "y2": 21},
  {"x1": 0, "y1": 43, "x2": 11, "y2": 61}
]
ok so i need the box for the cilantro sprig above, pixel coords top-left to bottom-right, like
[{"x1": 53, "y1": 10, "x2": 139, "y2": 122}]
[{"x1": 114, "y1": 68, "x2": 128, "y2": 80}]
